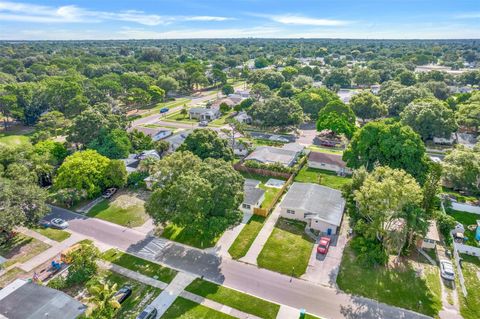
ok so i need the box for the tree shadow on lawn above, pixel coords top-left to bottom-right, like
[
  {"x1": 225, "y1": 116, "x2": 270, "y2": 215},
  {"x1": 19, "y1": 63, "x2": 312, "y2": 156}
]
[{"x1": 0, "y1": 235, "x2": 34, "y2": 259}]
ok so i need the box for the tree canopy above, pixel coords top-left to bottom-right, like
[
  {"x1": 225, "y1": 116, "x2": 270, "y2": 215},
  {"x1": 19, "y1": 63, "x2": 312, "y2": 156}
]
[{"x1": 178, "y1": 129, "x2": 234, "y2": 161}]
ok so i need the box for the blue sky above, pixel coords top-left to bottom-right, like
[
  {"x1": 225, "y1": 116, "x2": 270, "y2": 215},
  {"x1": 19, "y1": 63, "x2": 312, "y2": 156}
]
[{"x1": 0, "y1": 0, "x2": 479, "y2": 40}]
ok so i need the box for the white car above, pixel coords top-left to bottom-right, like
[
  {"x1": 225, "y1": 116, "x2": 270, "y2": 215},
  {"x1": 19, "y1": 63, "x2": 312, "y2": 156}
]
[
  {"x1": 50, "y1": 218, "x2": 69, "y2": 229},
  {"x1": 440, "y1": 260, "x2": 455, "y2": 281}
]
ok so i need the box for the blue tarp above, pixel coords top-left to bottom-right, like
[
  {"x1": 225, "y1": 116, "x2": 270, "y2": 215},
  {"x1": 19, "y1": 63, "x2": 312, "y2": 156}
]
[{"x1": 475, "y1": 226, "x2": 480, "y2": 241}]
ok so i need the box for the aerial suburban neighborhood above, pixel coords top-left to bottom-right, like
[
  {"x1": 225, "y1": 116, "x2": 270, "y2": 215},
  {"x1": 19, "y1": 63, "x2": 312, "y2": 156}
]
[{"x1": 0, "y1": 1, "x2": 480, "y2": 319}]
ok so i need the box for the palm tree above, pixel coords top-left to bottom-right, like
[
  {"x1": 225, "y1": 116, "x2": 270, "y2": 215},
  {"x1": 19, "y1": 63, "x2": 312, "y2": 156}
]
[{"x1": 84, "y1": 278, "x2": 121, "y2": 319}]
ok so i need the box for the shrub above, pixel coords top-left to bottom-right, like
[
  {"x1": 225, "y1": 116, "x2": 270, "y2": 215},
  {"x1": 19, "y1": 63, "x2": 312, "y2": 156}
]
[
  {"x1": 244, "y1": 160, "x2": 293, "y2": 173},
  {"x1": 47, "y1": 276, "x2": 67, "y2": 290},
  {"x1": 350, "y1": 236, "x2": 388, "y2": 267},
  {"x1": 127, "y1": 171, "x2": 149, "y2": 189}
]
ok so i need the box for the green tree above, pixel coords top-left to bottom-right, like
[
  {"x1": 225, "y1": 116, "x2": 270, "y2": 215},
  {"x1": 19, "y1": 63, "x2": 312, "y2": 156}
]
[
  {"x1": 349, "y1": 91, "x2": 387, "y2": 123},
  {"x1": 249, "y1": 97, "x2": 303, "y2": 128},
  {"x1": 157, "y1": 76, "x2": 179, "y2": 96},
  {"x1": 34, "y1": 140, "x2": 69, "y2": 165},
  {"x1": 397, "y1": 70, "x2": 416, "y2": 86},
  {"x1": 222, "y1": 84, "x2": 234, "y2": 95},
  {"x1": 281, "y1": 66, "x2": 298, "y2": 81},
  {"x1": 400, "y1": 98, "x2": 457, "y2": 141},
  {"x1": 148, "y1": 85, "x2": 165, "y2": 103},
  {"x1": 292, "y1": 75, "x2": 313, "y2": 90},
  {"x1": 456, "y1": 102, "x2": 480, "y2": 133},
  {"x1": 353, "y1": 68, "x2": 380, "y2": 87},
  {"x1": 178, "y1": 129, "x2": 234, "y2": 161},
  {"x1": 66, "y1": 243, "x2": 100, "y2": 285},
  {"x1": 0, "y1": 93, "x2": 19, "y2": 130},
  {"x1": 385, "y1": 85, "x2": 432, "y2": 116},
  {"x1": 324, "y1": 68, "x2": 351, "y2": 88},
  {"x1": 85, "y1": 279, "x2": 121, "y2": 319},
  {"x1": 278, "y1": 82, "x2": 296, "y2": 98},
  {"x1": 254, "y1": 57, "x2": 269, "y2": 69},
  {"x1": 128, "y1": 129, "x2": 154, "y2": 152},
  {"x1": 443, "y1": 146, "x2": 480, "y2": 193},
  {"x1": 343, "y1": 120, "x2": 429, "y2": 183},
  {"x1": 35, "y1": 111, "x2": 71, "y2": 138},
  {"x1": 103, "y1": 160, "x2": 128, "y2": 189},
  {"x1": 294, "y1": 88, "x2": 339, "y2": 120},
  {"x1": 250, "y1": 83, "x2": 271, "y2": 100},
  {"x1": 88, "y1": 129, "x2": 132, "y2": 159},
  {"x1": 316, "y1": 100, "x2": 356, "y2": 137}
]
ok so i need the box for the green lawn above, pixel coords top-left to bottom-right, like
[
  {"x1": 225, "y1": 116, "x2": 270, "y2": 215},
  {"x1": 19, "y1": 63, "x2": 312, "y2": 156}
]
[
  {"x1": 208, "y1": 111, "x2": 235, "y2": 127},
  {"x1": 306, "y1": 145, "x2": 344, "y2": 155},
  {"x1": 447, "y1": 209, "x2": 479, "y2": 247},
  {"x1": 88, "y1": 192, "x2": 149, "y2": 227},
  {"x1": 185, "y1": 278, "x2": 280, "y2": 319},
  {"x1": 0, "y1": 267, "x2": 26, "y2": 287},
  {"x1": 0, "y1": 234, "x2": 51, "y2": 268},
  {"x1": 458, "y1": 254, "x2": 480, "y2": 319},
  {"x1": 294, "y1": 166, "x2": 350, "y2": 190},
  {"x1": 257, "y1": 218, "x2": 314, "y2": 277},
  {"x1": 32, "y1": 227, "x2": 71, "y2": 242},
  {"x1": 161, "y1": 297, "x2": 236, "y2": 319},
  {"x1": 163, "y1": 109, "x2": 197, "y2": 124},
  {"x1": 228, "y1": 215, "x2": 266, "y2": 260},
  {"x1": 102, "y1": 249, "x2": 177, "y2": 284},
  {"x1": 336, "y1": 246, "x2": 442, "y2": 317},
  {"x1": 161, "y1": 223, "x2": 221, "y2": 249},
  {"x1": 442, "y1": 187, "x2": 479, "y2": 203},
  {"x1": 104, "y1": 271, "x2": 162, "y2": 319},
  {"x1": 141, "y1": 98, "x2": 190, "y2": 117},
  {"x1": 239, "y1": 172, "x2": 285, "y2": 209}
]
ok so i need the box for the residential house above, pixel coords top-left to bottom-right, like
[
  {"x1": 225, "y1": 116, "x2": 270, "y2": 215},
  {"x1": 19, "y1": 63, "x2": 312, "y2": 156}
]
[
  {"x1": 211, "y1": 97, "x2": 238, "y2": 109},
  {"x1": 121, "y1": 154, "x2": 140, "y2": 173},
  {"x1": 241, "y1": 179, "x2": 265, "y2": 214},
  {"x1": 337, "y1": 89, "x2": 359, "y2": 104},
  {"x1": 230, "y1": 139, "x2": 250, "y2": 156},
  {"x1": 245, "y1": 143, "x2": 303, "y2": 167},
  {"x1": 420, "y1": 221, "x2": 441, "y2": 249},
  {"x1": 234, "y1": 111, "x2": 252, "y2": 124},
  {"x1": 189, "y1": 107, "x2": 220, "y2": 121},
  {"x1": 307, "y1": 151, "x2": 351, "y2": 175},
  {"x1": 280, "y1": 182, "x2": 345, "y2": 234},
  {"x1": 0, "y1": 279, "x2": 86, "y2": 319},
  {"x1": 136, "y1": 149, "x2": 161, "y2": 160},
  {"x1": 164, "y1": 130, "x2": 193, "y2": 151},
  {"x1": 152, "y1": 129, "x2": 173, "y2": 141}
]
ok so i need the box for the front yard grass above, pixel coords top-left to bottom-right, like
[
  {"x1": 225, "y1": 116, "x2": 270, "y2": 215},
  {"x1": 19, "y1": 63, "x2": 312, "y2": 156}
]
[
  {"x1": 228, "y1": 215, "x2": 266, "y2": 260},
  {"x1": 0, "y1": 267, "x2": 26, "y2": 287},
  {"x1": 161, "y1": 223, "x2": 221, "y2": 249},
  {"x1": 294, "y1": 166, "x2": 350, "y2": 190},
  {"x1": 102, "y1": 249, "x2": 177, "y2": 284},
  {"x1": 306, "y1": 145, "x2": 344, "y2": 155},
  {"x1": 161, "y1": 297, "x2": 236, "y2": 319},
  {"x1": 0, "y1": 234, "x2": 50, "y2": 268},
  {"x1": 162, "y1": 109, "x2": 197, "y2": 124},
  {"x1": 88, "y1": 191, "x2": 149, "y2": 227},
  {"x1": 336, "y1": 245, "x2": 442, "y2": 317},
  {"x1": 208, "y1": 110, "x2": 235, "y2": 127},
  {"x1": 458, "y1": 254, "x2": 480, "y2": 319},
  {"x1": 257, "y1": 218, "x2": 314, "y2": 277},
  {"x1": 447, "y1": 209, "x2": 479, "y2": 247},
  {"x1": 32, "y1": 227, "x2": 71, "y2": 242},
  {"x1": 185, "y1": 278, "x2": 280, "y2": 319}
]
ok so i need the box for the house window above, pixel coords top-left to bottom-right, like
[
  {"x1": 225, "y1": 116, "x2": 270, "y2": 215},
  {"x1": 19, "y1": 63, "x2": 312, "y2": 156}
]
[
  {"x1": 242, "y1": 204, "x2": 251, "y2": 209},
  {"x1": 286, "y1": 209, "x2": 295, "y2": 214}
]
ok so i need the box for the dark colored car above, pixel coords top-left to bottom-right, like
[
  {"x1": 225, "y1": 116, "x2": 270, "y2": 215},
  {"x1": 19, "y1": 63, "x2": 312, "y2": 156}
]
[
  {"x1": 136, "y1": 305, "x2": 157, "y2": 319},
  {"x1": 115, "y1": 285, "x2": 132, "y2": 304},
  {"x1": 102, "y1": 188, "x2": 117, "y2": 199},
  {"x1": 159, "y1": 107, "x2": 169, "y2": 113}
]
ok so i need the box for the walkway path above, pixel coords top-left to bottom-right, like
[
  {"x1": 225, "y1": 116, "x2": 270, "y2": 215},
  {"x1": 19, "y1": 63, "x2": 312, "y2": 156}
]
[
  {"x1": 209, "y1": 212, "x2": 252, "y2": 257},
  {"x1": 276, "y1": 305, "x2": 301, "y2": 319},
  {"x1": 76, "y1": 197, "x2": 103, "y2": 214},
  {"x1": 240, "y1": 206, "x2": 281, "y2": 265},
  {"x1": 150, "y1": 272, "x2": 196, "y2": 318}
]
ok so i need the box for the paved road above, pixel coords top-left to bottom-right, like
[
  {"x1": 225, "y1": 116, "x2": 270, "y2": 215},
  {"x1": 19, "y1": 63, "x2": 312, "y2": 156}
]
[{"x1": 48, "y1": 206, "x2": 430, "y2": 319}]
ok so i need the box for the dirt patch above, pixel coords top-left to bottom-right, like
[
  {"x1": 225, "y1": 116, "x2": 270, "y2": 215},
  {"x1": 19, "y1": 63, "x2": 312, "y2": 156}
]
[{"x1": 111, "y1": 190, "x2": 150, "y2": 208}]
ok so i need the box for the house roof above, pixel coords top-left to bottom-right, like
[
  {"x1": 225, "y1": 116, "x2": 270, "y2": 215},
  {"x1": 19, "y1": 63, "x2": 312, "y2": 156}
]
[
  {"x1": 245, "y1": 146, "x2": 298, "y2": 166},
  {"x1": 282, "y1": 143, "x2": 305, "y2": 153},
  {"x1": 0, "y1": 279, "x2": 86, "y2": 319},
  {"x1": 281, "y1": 182, "x2": 345, "y2": 226},
  {"x1": 308, "y1": 152, "x2": 346, "y2": 168},
  {"x1": 189, "y1": 107, "x2": 219, "y2": 114},
  {"x1": 243, "y1": 179, "x2": 265, "y2": 205}
]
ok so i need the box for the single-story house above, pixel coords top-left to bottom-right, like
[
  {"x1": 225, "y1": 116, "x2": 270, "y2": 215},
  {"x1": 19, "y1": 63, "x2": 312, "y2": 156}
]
[
  {"x1": 0, "y1": 279, "x2": 86, "y2": 319},
  {"x1": 241, "y1": 179, "x2": 265, "y2": 213},
  {"x1": 245, "y1": 143, "x2": 303, "y2": 167},
  {"x1": 121, "y1": 154, "x2": 140, "y2": 173},
  {"x1": 189, "y1": 107, "x2": 220, "y2": 121},
  {"x1": 164, "y1": 130, "x2": 193, "y2": 151},
  {"x1": 136, "y1": 150, "x2": 160, "y2": 160},
  {"x1": 211, "y1": 97, "x2": 238, "y2": 109},
  {"x1": 233, "y1": 89, "x2": 250, "y2": 98},
  {"x1": 234, "y1": 111, "x2": 252, "y2": 124},
  {"x1": 152, "y1": 129, "x2": 173, "y2": 141},
  {"x1": 420, "y1": 221, "x2": 441, "y2": 249},
  {"x1": 280, "y1": 182, "x2": 345, "y2": 234},
  {"x1": 230, "y1": 140, "x2": 249, "y2": 156},
  {"x1": 307, "y1": 151, "x2": 351, "y2": 175}
]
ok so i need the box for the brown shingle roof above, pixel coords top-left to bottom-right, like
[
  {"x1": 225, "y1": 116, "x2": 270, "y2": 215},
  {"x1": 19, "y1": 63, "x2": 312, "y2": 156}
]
[{"x1": 308, "y1": 151, "x2": 346, "y2": 168}]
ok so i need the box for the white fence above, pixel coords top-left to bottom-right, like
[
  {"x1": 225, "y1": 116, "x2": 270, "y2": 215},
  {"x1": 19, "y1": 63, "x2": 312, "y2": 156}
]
[
  {"x1": 451, "y1": 202, "x2": 480, "y2": 214},
  {"x1": 452, "y1": 240, "x2": 468, "y2": 297}
]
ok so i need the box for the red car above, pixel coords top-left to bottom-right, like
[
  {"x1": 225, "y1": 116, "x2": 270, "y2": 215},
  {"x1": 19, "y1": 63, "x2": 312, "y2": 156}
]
[{"x1": 317, "y1": 237, "x2": 331, "y2": 254}]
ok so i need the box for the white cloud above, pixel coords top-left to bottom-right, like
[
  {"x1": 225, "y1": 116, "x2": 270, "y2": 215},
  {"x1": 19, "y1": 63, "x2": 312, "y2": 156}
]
[
  {"x1": 454, "y1": 12, "x2": 480, "y2": 19},
  {"x1": 259, "y1": 14, "x2": 350, "y2": 26},
  {"x1": 0, "y1": 1, "x2": 232, "y2": 25}
]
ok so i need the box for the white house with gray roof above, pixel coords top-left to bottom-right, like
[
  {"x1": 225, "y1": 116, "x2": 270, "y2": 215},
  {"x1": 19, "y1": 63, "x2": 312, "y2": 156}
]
[
  {"x1": 189, "y1": 107, "x2": 220, "y2": 121},
  {"x1": 245, "y1": 144, "x2": 303, "y2": 167},
  {"x1": 280, "y1": 182, "x2": 345, "y2": 235},
  {"x1": 240, "y1": 179, "x2": 265, "y2": 213}
]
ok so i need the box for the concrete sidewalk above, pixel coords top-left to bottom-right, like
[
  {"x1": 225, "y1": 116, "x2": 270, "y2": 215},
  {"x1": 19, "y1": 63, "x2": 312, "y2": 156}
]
[
  {"x1": 151, "y1": 272, "x2": 197, "y2": 318},
  {"x1": 240, "y1": 206, "x2": 281, "y2": 265},
  {"x1": 18, "y1": 227, "x2": 57, "y2": 246},
  {"x1": 76, "y1": 197, "x2": 103, "y2": 214},
  {"x1": 209, "y1": 212, "x2": 252, "y2": 257}
]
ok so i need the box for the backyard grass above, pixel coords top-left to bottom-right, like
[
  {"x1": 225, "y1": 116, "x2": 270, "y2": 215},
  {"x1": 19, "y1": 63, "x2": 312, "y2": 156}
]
[
  {"x1": 306, "y1": 145, "x2": 344, "y2": 155},
  {"x1": 32, "y1": 227, "x2": 71, "y2": 242},
  {"x1": 336, "y1": 246, "x2": 443, "y2": 317},
  {"x1": 0, "y1": 234, "x2": 50, "y2": 268},
  {"x1": 161, "y1": 223, "x2": 221, "y2": 249},
  {"x1": 294, "y1": 166, "x2": 350, "y2": 190},
  {"x1": 185, "y1": 278, "x2": 280, "y2": 319},
  {"x1": 0, "y1": 267, "x2": 26, "y2": 287},
  {"x1": 87, "y1": 191, "x2": 149, "y2": 227},
  {"x1": 208, "y1": 110, "x2": 235, "y2": 127},
  {"x1": 0, "y1": 126, "x2": 33, "y2": 146},
  {"x1": 161, "y1": 297, "x2": 236, "y2": 319},
  {"x1": 458, "y1": 254, "x2": 480, "y2": 319},
  {"x1": 228, "y1": 215, "x2": 266, "y2": 260},
  {"x1": 102, "y1": 248, "x2": 177, "y2": 284},
  {"x1": 447, "y1": 209, "x2": 479, "y2": 247},
  {"x1": 257, "y1": 218, "x2": 314, "y2": 277},
  {"x1": 239, "y1": 172, "x2": 285, "y2": 209}
]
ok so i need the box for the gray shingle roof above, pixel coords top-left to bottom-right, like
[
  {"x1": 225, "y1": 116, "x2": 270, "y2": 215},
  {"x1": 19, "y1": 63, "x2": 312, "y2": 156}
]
[
  {"x1": 245, "y1": 146, "x2": 298, "y2": 166},
  {"x1": 281, "y1": 182, "x2": 345, "y2": 226},
  {"x1": 243, "y1": 179, "x2": 265, "y2": 205},
  {"x1": 0, "y1": 279, "x2": 86, "y2": 319}
]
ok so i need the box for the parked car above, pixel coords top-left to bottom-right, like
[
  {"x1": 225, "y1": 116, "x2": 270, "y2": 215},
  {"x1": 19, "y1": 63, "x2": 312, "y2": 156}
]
[
  {"x1": 199, "y1": 120, "x2": 209, "y2": 127},
  {"x1": 102, "y1": 188, "x2": 117, "y2": 199},
  {"x1": 136, "y1": 305, "x2": 157, "y2": 319},
  {"x1": 114, "y1": 285, "x2": 132, "y2": 304},
  {"x1": 269, "y1": 135, "x2": 289, "y2": 143},
  {"x1": 440, "y1": 260, "x2": 455, "y2": 281},
  {"x1": 159, "y1": 107, "x2": 169, "y2": 114},
  {"x1": 50, "y1": 218, "x2": 69, "y2": 229},
  {"x1": 317, "y1": 237, "x2": 331, "y2": 254}
]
